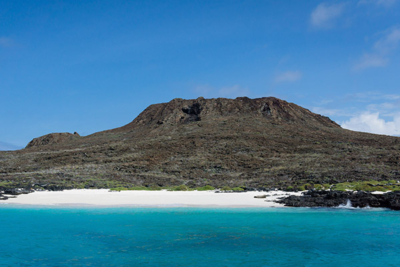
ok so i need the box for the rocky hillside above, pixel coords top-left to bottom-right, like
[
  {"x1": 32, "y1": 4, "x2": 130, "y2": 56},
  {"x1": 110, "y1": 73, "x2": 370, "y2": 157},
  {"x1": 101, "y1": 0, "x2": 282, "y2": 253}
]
[
  {"x1": 26, "y1": 132, "x2": 80, "y2": 148},
  {"x1": 0, "y1": 97, "x2": 399, "y2": 190}
]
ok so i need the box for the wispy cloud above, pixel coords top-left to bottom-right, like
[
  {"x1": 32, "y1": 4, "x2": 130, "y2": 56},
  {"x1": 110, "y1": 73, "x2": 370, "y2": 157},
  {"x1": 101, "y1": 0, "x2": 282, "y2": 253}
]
[
  {"x1": 353, "y1": 54, "x2": 388, "y2": 70},
  {"x1": 374, "y1": 27, "x2": 400, "y2": 53},
  {"x1": 367, "y1": 100, "x2": 400, "y2": 111},
  {"x1": 194, "y1": 85, "x2": 250, "y2": 98},
  {"x1": 346, "y1": 92, "x2": 400, "y2": 101},
  {"x1": 274, "y1": 71, "x2": 302, "y2": 84},
  {"x1": 358, "y1": 0, "x2": 397, "y2": 7},
  {"x1": 342, "y1": 112, "x2": 400, "y2": 135},
  {"x1": 354, "y1": 26, "x2": 400, "y2": 70},
  {"x1": 0, "y1": 37, "x2": 14, "y2": 47},
  {"x1": 310, "y1": 3, "x2": 346, "y2": 29}
]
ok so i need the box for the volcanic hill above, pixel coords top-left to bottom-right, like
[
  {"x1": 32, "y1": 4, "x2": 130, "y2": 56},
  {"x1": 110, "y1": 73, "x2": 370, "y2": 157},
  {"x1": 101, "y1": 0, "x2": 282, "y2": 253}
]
[{"x1": 1, "y1": 97, "x2": 399, "y2": 190}]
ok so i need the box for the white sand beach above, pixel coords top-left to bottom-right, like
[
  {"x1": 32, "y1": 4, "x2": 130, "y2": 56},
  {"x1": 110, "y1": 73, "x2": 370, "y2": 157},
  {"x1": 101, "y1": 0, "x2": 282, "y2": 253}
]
[{"x1": 1, "y1": 189, "x2": 301, "y2": 207}]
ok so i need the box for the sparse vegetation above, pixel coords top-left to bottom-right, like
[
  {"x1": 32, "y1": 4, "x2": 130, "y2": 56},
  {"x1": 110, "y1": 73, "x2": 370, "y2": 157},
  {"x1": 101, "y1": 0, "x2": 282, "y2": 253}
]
[
  {"x1": 196, "y1": 185, "x2": 215, "y2": 191},
  {"x1": 232, "y1": 187, "x2": 245, "y2": 192},
  {"x1": 313, "y1": 184, "x2": 323, "y2": 190},
  {"x1": 170, "y1": 185, "x2": 190, "y2": 191},
  {"x1": 332, "y1": 180, "x2": 400, "y2": 192},
  {"x1": 220, "y1": 186, "x2": 232, "y2": 191}
]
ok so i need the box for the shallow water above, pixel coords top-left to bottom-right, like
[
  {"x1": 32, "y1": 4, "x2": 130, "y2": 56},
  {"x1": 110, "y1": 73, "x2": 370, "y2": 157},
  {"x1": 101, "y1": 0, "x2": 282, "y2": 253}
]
[{"x1": 1, "y1": 206, "x2": 399, "y2": 266}]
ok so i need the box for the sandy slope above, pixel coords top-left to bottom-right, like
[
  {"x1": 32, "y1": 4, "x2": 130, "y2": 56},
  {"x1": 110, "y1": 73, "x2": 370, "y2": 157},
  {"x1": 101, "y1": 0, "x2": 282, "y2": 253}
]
[{"x1": 1, "y1": 189, "x2": 301, "y2": 207}]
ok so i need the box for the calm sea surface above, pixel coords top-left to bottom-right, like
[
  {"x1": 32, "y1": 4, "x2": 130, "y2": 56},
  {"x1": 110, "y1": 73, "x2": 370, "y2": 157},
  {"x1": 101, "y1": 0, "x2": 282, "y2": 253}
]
[{"x1": 0, "y1": 206, "x2": 399, "y2": 267}]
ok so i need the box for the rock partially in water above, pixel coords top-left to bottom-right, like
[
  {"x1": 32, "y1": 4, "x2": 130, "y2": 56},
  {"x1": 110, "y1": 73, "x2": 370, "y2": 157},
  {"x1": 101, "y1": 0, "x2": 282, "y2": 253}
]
[{"x1": 276, "y1": 190, "x2": 400, "y2": 210}]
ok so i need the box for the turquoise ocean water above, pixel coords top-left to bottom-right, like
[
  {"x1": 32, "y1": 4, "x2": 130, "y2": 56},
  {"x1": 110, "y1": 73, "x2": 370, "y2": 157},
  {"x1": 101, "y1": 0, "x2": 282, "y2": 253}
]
[{"x1": 1, "y1": 206, "x2": 399, "y2": 267}]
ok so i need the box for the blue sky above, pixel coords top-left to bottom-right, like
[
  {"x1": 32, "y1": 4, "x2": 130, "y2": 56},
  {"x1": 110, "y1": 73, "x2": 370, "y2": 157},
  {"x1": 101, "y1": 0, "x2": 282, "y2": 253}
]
[{"x1": 1, "y1": 0, "x2": 400, "y2": 150}]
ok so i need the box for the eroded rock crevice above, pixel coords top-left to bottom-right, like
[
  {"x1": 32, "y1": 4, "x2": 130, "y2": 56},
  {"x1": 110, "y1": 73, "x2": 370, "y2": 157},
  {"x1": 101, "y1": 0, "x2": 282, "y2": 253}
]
[{"x1": 181, "y1": 103, "x2": 202, "y2": 123}]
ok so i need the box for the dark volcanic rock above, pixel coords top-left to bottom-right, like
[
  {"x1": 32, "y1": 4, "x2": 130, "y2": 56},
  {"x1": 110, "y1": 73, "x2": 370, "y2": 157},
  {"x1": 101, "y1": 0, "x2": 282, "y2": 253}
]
[
  {"x1": 3, "y1": 188, "x2": 34, "y2": 195},
  {"x1": 277, "y1": 190, "x2": 400, "y2": 210}
]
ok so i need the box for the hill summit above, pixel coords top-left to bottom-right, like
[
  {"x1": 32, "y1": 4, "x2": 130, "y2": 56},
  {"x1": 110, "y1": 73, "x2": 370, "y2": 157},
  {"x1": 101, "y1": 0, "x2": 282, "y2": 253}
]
[{"x1": 112, "y1": 97, "x2": 339, "y2": 133}]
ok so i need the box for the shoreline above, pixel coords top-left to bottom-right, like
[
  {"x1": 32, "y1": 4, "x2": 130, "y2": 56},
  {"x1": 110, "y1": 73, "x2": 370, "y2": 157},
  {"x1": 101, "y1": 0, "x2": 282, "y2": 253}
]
[{"x1": 0, "y1": 189, "x2": 302, "y2": 208}]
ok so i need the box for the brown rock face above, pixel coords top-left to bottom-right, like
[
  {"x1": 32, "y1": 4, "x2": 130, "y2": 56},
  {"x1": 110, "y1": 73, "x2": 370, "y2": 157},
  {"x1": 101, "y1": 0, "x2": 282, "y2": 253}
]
[
  {"x1": 113, "y1": 97, "x2": 339, "y2": 132},
  {"x1": 26, "y1": 132, "x2": 80, "y2": 148}
]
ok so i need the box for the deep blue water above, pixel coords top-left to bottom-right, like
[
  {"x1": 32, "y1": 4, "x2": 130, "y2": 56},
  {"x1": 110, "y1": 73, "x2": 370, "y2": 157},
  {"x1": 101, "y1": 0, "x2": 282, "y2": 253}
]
[{"x1": 1, "y1": 206, "x2": 400, "y2": 267}]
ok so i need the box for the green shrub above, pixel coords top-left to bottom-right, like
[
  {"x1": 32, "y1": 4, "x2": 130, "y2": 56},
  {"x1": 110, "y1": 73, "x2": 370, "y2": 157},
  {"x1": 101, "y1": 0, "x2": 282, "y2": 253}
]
[
  {"x1": 373, "y1": 186, "x2": 388, "y2": 192},
  {"x1": 354, "y1": 184, "x2": 373, "y2": 191},
  {"x1": 109, "y1": 187, "x2": 128, "y2": 192},
  {"x1": 297, "y1": 183, "x2": 312, "y2": 191},
  {"x1": 314, "y1": 184, "x2": 323, "y2": 190},
  {"x1": 323, "y1": 184, "x2": 331, "y2": 190},
  {"x1": 127, "y1": 186, "x2": 147, "y2": 190},
  {"x1": 221, "y1": 186, "x2": 232, "y2": 191},
  {"x1": 74, "y1": 183, "x2": 86, "y2": 189},
  {"x1": 148, "y1": 185, "x2": 162, "y2": 191},
  {"x1": 232, "y1": 187, "x2": 245, "y2": 192},
  {"x1": 0, "y1": 181, "x2": 13, "y2": 188},
  {"x1": 333, "y1": 182, "x2": 354, "y2": 191},
  {"x1": 196, "y1": 185, "x2": 215, "y2": 191},
  {"x1": 172, "y1": 185, "x2": 189, "y2": 191},
  {"x1": 304, "y1": 183, "x2": 313, "y2": 190}
]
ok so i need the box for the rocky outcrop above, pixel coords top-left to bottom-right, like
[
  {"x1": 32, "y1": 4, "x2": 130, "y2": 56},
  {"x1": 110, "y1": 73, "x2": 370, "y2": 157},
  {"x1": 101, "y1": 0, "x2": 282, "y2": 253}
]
[
  {"x1": 112, "y1": 96, "x2": 340, "y2": 132},
  {"x1": 276, "y1": 190, "x2": 400, "y2": 210},
  {"x1": 26, "y1": 132, "x2": 80, "y2": 148},
  {"x1": 3, "y1": 188, "x2": 33, "y2": 195}
]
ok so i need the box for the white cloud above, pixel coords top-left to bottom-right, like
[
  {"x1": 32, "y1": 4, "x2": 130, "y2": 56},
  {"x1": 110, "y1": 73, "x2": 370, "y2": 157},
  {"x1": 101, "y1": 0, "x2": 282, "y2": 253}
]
[
  {"x1": 194, "y1": 85, "x2": 250, "y2": 98},
  {"x1": 353, "y1": 53, "x2": 388, "y2": 70},
  {"x1": 346, "y1": 92, "x2": 400, "y2": 101},
  {"x1": 0, "y1": 37, "x2": 13, "y2": 47},
  {"x1": 374, "y1": 27, "x2": 400, "y2": 53},
  {"x1": 274, "y1": 71, "x2": 302, "y2": 83},
  {"x1": 342, "y1": 112, "x2": 400, "y2": 135},
  {"x1": 354, "y1": 26, "x2": 400, "y2": 70},
  {"x1": 313, "y1": 93, "x2": 400, "y2": 130},
  {"x1": 310, "y1": 3, "x2": 345, "y2": 29},
  {"x1": 358, "y1": 0, "x2": 397, "y2": 7},
  {"x1": 367, "y1": 100, "x2": 400, "y2": 111},
  {"x1": 384, "y1": 94, "x2": 400, "y2": 100}
]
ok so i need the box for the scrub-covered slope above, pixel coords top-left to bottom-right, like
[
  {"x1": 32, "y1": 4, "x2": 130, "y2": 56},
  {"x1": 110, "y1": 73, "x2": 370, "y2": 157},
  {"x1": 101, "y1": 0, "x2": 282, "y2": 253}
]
[{"x1": 1, "y1": 97, "x2": 399, "y2": 190}]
